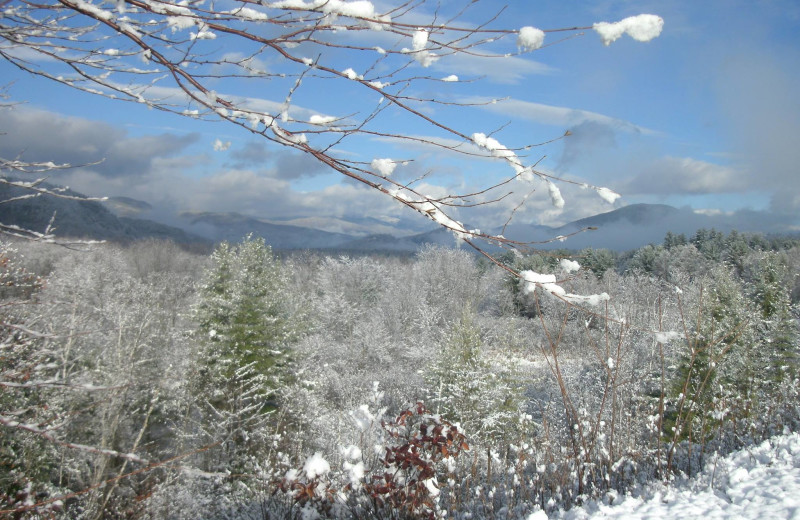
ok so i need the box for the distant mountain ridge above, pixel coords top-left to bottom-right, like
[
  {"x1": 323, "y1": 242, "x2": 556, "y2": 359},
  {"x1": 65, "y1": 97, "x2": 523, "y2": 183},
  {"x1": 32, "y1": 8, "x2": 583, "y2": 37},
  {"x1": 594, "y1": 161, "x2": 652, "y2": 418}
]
[
  {"x1": 180, "y1": 211, "x2": 458, "y2": 252},
  {"x1": 0, "y1": 182, "x2": 206, "y2": 244},
  {"x1": 181, "y1": 204, "x2": 717, "y2": 253},
  {"x1": 564, "y1": 203, "x2": 679, "y2": 229},
  {"x1": 1, "y1": 181, "x2": 791, "y2": 252},
  {"x1": 182, "y1": 211, "x2": 355, "y2": 250},
  {"x1": 496, "y1": 203, "x2": 788, "y2": 251}
]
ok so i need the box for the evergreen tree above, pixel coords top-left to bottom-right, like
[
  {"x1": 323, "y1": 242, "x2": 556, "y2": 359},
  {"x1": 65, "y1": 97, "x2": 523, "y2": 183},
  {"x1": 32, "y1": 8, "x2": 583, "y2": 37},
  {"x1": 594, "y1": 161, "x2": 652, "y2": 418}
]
[
  {"x1": 579, "y1": 248, "x2": 617, "y2": 278},
  {"x1": 191, "y1": 236, "x2": 303, "y2": 473},
  {"x1": 663, "y1": 231, "x2": 688, "y2": 250},
  {"x1": 724, "y1": 230, "x2": 750, "y2": 276},
  {"x1": 692, "y1": 228, "x2": 726, "y2": 261},
  {"x1": 626, "y1": 244, "x2": 667, "y2": 276},
  {"x1": 667, "y1": 267, "x2": 754, "y2": 441},
  {"x1": 425, "y1": 311, "x2": 524, "y2": 444},
  {"x1": 750, "y1": 252, "x2": 798, "y2": 381}
]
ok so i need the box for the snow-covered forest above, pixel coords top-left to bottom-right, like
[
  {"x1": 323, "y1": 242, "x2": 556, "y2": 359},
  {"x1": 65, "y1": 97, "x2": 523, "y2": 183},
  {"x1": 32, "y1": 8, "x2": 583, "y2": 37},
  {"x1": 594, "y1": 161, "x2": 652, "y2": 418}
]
[
  {"x1": 2, "y1": 231, "x2": 798, "y2": 518},
  {"x1": 1, "y1": 0, "x2": 799, "y2": 517}
]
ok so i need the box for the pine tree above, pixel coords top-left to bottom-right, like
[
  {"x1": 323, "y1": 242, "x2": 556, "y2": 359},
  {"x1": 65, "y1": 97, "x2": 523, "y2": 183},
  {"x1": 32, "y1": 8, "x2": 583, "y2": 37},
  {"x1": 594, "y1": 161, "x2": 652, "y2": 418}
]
[
  {"x1": 750, "y1": 252, "x2": 798, "y2": 381},
  {"x1": 663, "y1": 231, "x2": 688, "y2": 250},
  {"x1": 425, "y1": 311, "x2": 523, "y2": 444},
  {"x1": 191, "y1": 236, "x2": 302, "y2": 473},
  {"x1": 666, "y1": 267, "x2": 754, "y2": 442}
]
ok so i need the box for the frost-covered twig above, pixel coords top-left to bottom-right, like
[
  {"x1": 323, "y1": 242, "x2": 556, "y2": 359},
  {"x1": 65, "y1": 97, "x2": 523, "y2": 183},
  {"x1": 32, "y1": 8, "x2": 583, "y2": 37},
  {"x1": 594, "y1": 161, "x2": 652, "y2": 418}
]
[{"x1": 0, "y1": 414, "x2": 150, "y2": 464}]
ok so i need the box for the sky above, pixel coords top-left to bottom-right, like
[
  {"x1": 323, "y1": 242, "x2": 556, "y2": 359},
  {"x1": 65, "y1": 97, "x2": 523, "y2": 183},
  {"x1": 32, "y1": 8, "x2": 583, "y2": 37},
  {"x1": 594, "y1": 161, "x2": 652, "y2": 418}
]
[{"x1": 1, "y1": 0, "x2": 799, "y2": 238}]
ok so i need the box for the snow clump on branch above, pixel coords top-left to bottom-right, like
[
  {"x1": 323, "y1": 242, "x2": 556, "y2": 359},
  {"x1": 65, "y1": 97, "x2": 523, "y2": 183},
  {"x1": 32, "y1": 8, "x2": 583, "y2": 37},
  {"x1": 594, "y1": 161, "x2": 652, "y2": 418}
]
[
  {"x1": 471, "y1": 133, "x2": 572, "y2": 210},
  {"x1": 388, "y1": 188, "x2": 469, "y2": 241},
  {"x1": 560, "y1": 259, "x2": 580, "y2": 273},
  {"x1": 267, "y1": 0, "x2": 391, "y2": 31},
  {"x1": 471, "y1": 132, "x2": 528, "y2": 178},
  {"x1": 593, "y1": 14, "x2": 664, "y2": 46},
  {"x1": 190, "y1": 24, "x2": 216, "y2": 40},
  {"x1": 69, "y1": 0, "x2": 113, "y2": 21},
  {"x1": 520, "y1": 270, "x2": 610, "y2": 306},
  {"x1": 370, "y1": 158, "x2": 397, "y2": 177},
  {"x1": 403, "y1": 29, "x2": 439, "y2": 67},
  {"x1": 596, "y1": 186, "x2": 621, "y2": 204},
  {"x1": 303, "y1": 452, "x2": 331, "y2": 479},
  {"x1": 267, "y1": 0, "x2": 379, "y2": 19},
  {"x1": 518, "y1": 26, "x2": 545, "y2": 51},
  {"x1": 341, "y1": 67, "x2": 362, "y2": 80},
  {"x1": 309, "y1": 114, "x2": 337, "y2": 125},
  {"x1": 546, "y1": 180, "x2": 565, "y2": 209}
]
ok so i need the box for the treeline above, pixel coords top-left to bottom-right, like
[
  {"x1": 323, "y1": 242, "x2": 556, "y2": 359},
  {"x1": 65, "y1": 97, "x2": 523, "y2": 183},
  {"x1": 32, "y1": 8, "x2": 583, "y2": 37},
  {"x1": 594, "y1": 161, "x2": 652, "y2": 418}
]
[
  {"x1": 509, "y1": 228, "x2": 800, "y2": 283},
  {"x1": 1, "y1": 230, "x2": 798, "y2": 519}
]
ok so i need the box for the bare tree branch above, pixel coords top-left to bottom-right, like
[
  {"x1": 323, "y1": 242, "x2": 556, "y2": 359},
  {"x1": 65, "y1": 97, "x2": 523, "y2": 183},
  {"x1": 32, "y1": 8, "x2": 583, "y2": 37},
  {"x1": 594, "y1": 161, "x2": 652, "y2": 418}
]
[{"x1": 0, "y1": 0, "x2": 657, "y2": 256}]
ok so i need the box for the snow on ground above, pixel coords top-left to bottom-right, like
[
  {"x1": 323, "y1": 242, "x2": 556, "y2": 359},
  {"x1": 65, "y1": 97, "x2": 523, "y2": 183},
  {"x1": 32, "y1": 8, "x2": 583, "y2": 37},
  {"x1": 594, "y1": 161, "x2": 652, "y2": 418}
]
[{"x1": 556, "y1": 432, "x2": 800, "y2": 519}]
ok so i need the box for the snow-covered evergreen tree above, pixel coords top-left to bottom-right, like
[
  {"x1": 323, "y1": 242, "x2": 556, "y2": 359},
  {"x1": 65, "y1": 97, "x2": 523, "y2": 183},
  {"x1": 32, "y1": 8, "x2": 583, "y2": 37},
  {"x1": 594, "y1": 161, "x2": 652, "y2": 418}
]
[
  {"x1": 749, "y1": 252, "x2": 798, "y2": 381},
  {"x1": 425, "y1": 310, "x2": 524, "y2": 445},
  {"x1": 666, "y1": 266, "x2": 754, "y2": 443},
  {"x1": 190, "y1": 235, "x2": 303, "y2": 475}
]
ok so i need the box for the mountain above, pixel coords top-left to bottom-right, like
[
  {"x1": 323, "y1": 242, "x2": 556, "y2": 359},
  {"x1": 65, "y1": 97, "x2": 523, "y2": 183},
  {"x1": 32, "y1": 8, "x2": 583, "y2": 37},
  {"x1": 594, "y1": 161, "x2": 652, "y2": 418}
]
[
  {"x1": 332, "y1": 227, "x2": 460, "y2": 253},
  {"x1": 257, "y1": 215, "x2": 422, "y2": 237},
  {"x1": 0, "y1": 182, "x2": 207, "y2": 244},
  {"x1": 499, "y1": 204, "x2": 787, "y2": 251},
  {"x1": 181, "y1": 211, "x2": 356, "y2": 250},
  {"x1": 106, "y1": 196, "x2": 153, "y2": 217},
  {"x1": 546, "y1": 204, "x2": 732, "y2": 250},
  {"x1": 562, "y1": 203, "x2": 680, "y2": 229},
  {"x1": 2, "y1": 179, "x2": 790, "y2": 253}
]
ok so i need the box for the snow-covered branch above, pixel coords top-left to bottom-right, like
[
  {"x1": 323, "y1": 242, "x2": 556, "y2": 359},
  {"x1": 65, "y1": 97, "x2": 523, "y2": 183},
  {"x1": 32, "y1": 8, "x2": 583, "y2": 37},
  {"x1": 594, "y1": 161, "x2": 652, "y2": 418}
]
[{"x1": 0, "y1": 0, "x2": 662, "y2": 255}]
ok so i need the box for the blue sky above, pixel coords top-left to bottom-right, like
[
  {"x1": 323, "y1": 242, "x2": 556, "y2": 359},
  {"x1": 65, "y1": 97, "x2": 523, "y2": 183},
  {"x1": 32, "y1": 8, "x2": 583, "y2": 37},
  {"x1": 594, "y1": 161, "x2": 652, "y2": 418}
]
[{"x1": 1, "y1": 0, "x2": 799, "y2": 236}]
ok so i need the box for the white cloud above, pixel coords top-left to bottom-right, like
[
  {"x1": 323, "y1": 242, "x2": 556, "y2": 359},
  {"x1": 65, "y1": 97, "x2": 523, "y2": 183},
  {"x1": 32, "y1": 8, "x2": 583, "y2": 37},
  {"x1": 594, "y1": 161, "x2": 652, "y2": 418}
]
[
  {"x1": 621, "y1": 156, "x2": 747, "y2": 195},
  {"x1": 434, "y1": 52, "x2": 554, "y2": 84},
  {"x1": 464, "y1": 96, "x2": 655, "y2": 134},
  {"x1": 0, "y1": 106, "x2": 199, "y2": 177},
  {"x1": 694, "y1": 208, "x2": 732, "y2": 217},
  {"x1": 213, "y1": 138, "x2": 231, "y2": 151}
]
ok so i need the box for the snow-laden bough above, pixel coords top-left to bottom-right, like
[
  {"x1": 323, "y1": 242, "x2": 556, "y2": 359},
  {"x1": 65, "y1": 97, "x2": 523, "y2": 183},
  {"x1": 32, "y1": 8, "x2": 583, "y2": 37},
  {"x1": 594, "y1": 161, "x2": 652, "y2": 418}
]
[{"x1": 520, "y1": 270, "x2": 610, "y2": 306}]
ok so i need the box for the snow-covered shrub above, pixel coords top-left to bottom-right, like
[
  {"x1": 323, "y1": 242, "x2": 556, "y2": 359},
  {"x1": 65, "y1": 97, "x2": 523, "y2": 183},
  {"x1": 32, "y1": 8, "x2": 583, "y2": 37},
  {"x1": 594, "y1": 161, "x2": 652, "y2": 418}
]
[
  {"x1": 0, "y1": 242, "x2": 201, "y2": 518},
  {"x1": 664, "y1": 252, "x2": 799, "y2": 462},
  {"x1": 272, "y1": 402, "x2": 469, "y2": 520},
  {"x1": 2, "y1": 229, "x2": 797, "y2": 518},
  {"x1": 0, "y1": 242, "x2": 59, "y2": 516},
  {"x1": 413, "y1": 246, "x2": 485, "y2": 323}
]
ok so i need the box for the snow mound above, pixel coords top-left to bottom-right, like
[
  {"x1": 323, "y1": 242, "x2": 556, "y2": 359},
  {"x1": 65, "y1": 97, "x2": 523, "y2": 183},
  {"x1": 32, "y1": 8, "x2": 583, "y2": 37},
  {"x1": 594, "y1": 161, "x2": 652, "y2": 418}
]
[{"x1": 559, "y1": 432, "x2": 800, "y2": 519}]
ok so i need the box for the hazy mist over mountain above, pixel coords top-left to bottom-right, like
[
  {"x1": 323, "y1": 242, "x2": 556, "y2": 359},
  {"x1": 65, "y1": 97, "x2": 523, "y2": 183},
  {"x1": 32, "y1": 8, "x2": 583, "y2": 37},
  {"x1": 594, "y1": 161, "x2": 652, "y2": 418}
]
[{"x1": 2, "y1": 182, "x2": 796, "y2": 252}]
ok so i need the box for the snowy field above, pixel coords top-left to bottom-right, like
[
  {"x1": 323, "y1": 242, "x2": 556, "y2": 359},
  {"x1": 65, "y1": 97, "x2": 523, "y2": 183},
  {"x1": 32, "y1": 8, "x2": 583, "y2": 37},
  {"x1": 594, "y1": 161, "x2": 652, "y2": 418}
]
[{"x1": 546, "y1": 432, "x2": 800, "y2": 519}]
